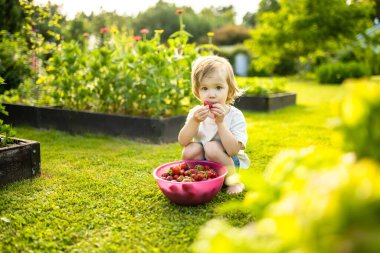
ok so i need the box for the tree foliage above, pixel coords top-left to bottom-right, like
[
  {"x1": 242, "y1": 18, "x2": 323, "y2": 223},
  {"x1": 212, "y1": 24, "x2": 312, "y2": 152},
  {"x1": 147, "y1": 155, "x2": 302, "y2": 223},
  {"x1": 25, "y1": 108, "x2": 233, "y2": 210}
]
[
  {"x1": 60, "y1": 1, "x2": 236, "y2": 44},
  {"x1": 212, "y1": 24, "x2": 251, "y2": 45},
  {"x1": 0, "y1": 0, "x2": 25, "y2": 34},
  {"x1": 245, "y1": 0, "x2": 374, "y2": 74}
]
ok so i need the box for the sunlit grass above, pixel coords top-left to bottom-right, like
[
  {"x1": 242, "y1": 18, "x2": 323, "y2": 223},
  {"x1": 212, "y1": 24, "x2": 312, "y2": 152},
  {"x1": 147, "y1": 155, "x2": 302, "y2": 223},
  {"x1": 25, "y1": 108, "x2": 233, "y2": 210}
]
[{"x1": 0, "y1": 78, "x2": 343, "y2": 252}]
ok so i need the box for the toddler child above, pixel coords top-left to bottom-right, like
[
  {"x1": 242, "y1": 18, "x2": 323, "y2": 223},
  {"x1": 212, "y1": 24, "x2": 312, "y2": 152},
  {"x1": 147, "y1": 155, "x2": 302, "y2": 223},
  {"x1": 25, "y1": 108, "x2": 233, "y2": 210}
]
[{"x1": 178, "y1": 55, "x2": 250, "y2": 194}]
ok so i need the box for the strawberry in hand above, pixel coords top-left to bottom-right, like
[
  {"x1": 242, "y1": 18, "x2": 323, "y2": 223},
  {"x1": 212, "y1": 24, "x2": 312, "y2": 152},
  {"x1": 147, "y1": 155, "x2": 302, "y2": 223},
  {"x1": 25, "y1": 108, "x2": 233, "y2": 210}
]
[
  {"x1": 203, "y1": 101, "x2": 217, "y2": 119},
  {"x1": 203, "y1": 101, "x2": 216, "y2": 109}
]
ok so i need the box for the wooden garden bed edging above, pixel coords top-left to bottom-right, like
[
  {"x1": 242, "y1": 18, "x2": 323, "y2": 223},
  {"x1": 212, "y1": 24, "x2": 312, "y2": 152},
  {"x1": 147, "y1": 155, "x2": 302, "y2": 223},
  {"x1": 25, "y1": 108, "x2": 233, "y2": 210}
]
[
  {"x1": 0, "y1": 138, "x2": 41, "y2": 187},
  {"x1": 234, "y1": 92, "x2": 297, "y2": 111},
  {"x1": 2, "y1": 103, "x2": 186, "y2": 143}
]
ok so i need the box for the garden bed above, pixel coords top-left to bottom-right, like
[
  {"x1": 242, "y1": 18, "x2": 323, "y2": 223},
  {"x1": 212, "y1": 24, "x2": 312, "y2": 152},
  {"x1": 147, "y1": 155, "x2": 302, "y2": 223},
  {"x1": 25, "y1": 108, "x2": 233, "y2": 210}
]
[
  {"x1": 0, "y1": 137, "x2": 40, "y2": 187},
  {"x1": 234, "y1": 92, "x2": 297, "y2": 111},
  {"x1": 2, "y1": 103, "x2": 186, "y2": 143}
]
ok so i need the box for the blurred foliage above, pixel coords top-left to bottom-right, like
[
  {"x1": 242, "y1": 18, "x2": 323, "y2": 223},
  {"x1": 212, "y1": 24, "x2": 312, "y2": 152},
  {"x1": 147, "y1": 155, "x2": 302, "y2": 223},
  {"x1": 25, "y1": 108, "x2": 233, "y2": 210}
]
[
  {"x1": 0, "y1": 0, "x2": 24, "y2": 34},
  {"x1": 192, "y1": 79, "x2": 380, "y2": 252},
  {"x1": 338, "y1": 79, "x2": 380, "y2": 163},
  {"x1": 242, "y1": 0, "x2": 280, "y2": 28},
  {"x1": 372, "y1": 0, "x2": 380, "y2": 21},
  {"x1": 0, "y1": 31, "x2": 32, "y2": 92},
  {"x1": 242, "y1": 12, "x2": 257, "y2": 28},
  {"x1": 335, "y1": 26, "x2": 380, "y2": 76},
  {"x1": 237, "y1": 77, "x2": 287, "y2": 96},
  {"x1": 351, "y1": 28, "x2": 380, "y2": 75},
  {"x1": 316, "y1": 61, "x2": 371, "y2": 84},
  {"x1": 245, "y1": 0, "x2": 374, "y2": 75},
  {"x1": 0, "y1": 0, "x2": 62, "y2": 93},
  {"x1": 61, "y1": 1, "x2": 236, "y2": 44},
  {"x1": 193, "y1": 149, "x2": 380, "y2": 253},
  {"x1": 62, "y1": 11, "x2": 133, "y2": 46},
  {"x1": 131, "y1": 2, "x2": 235, "y2": 43},
  {"x1": 211, "y1": 25, "x2": 250, "y2": 46}
]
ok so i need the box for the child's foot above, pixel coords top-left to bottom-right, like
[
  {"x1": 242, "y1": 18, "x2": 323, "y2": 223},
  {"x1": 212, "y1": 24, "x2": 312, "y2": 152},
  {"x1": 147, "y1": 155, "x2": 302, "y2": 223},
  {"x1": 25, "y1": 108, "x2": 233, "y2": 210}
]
[{"x1": 226, "y1": 183, "x2": 245, "y2": 194}]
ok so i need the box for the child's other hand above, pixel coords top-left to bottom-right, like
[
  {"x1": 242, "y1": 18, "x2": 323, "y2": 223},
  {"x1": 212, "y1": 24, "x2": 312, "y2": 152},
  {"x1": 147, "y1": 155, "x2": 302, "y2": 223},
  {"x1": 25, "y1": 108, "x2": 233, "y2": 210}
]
[
  {"x1": 192, "y1": 106, "x2": 209, "y2": 123},
  {"x1": 210, "y1": 103, "x2": 227, "y2": 124}
]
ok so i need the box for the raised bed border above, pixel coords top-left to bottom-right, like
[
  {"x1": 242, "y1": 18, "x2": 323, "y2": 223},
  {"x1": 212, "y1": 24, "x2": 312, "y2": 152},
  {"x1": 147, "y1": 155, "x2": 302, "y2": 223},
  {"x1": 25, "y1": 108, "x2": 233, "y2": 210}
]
[
  {"x1": 2, "y1": 103, "x2": 186, "y2": 143},
  {"x1": 234, "y1": 92, "x2": 297, "y2": 111},
  {"x1": 0, "y1": 137, "x2": 41, "y2": 187}
]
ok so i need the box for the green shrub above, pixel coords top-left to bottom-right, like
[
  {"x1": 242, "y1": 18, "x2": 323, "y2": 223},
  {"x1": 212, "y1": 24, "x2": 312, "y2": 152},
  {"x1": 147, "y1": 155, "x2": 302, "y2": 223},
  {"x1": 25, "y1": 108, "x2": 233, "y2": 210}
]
[
  {"x1": 237, "y1": 77, "x2": 287, "y2": 96},
  {"x1": 0, "y1": 31, "x2": 32, "y2": 93},
  {"x1": 316, "y1": 61, "x2": 370, "y2": 84},
  {"x1": 212, "y1": 25, "x2": 251, "y2": 46},
  {"x1": 339, "y1": 79, "x2": 380, "y2": 163}
]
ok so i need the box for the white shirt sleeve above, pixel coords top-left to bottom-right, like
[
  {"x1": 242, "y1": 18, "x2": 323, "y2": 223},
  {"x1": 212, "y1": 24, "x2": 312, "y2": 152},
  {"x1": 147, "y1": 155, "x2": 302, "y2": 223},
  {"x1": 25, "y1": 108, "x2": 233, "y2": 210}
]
[{"x1": 229, "y1": 109, "x2": 248, "y2": 149}]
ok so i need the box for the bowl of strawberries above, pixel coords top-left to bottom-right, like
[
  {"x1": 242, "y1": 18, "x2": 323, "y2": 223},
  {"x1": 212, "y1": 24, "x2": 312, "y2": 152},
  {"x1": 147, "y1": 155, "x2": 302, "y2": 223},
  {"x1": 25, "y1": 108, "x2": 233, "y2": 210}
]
[{"x1": 153, "y1": 160, "x2": 228, "y2": 205}]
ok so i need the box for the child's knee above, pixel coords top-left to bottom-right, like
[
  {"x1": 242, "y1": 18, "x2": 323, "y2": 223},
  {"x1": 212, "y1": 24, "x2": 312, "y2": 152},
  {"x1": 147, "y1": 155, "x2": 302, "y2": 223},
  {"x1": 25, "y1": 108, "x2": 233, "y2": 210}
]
[
  {"x1": 182, "y1": 143, "x2": 203, "y2": 160},
  {"x1": 204, "y1": 141, "x2": 222, "y2": 160}
]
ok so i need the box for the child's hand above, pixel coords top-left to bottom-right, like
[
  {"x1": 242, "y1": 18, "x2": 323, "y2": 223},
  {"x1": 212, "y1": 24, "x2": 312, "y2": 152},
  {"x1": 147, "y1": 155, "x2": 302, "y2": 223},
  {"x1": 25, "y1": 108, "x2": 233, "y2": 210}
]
[
  {"x1": 210, "y1": 103, "x2": 227, "y2": 124},
  {"x1": 192, "y1": 106, "x2": 209, "y2": 123}
]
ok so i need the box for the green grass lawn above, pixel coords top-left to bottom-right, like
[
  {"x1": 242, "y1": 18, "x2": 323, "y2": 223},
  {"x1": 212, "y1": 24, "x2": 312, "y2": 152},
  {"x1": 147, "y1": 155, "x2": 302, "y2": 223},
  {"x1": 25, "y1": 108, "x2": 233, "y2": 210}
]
[{"x1": 0, "y1": 79, "x2": 343, "y2": 252}]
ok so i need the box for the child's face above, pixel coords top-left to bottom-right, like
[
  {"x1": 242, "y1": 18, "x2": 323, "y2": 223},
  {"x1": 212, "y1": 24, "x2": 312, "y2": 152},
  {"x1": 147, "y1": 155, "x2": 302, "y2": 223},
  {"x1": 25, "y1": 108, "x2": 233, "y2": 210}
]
[{"x1": 198, "y1": 69, "x2": 229, "y2": 105}]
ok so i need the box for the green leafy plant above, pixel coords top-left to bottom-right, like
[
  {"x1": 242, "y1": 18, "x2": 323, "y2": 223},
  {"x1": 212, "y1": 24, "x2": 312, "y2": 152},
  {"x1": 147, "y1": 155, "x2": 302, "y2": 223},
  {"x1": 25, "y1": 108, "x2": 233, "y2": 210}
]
[
  {"x1": 338, "y1": 79, "x2": 380, "y2": 163},
  {"x1": 237, "y1": 77, "x2": 287, "y2": 96},
  {"x1": 316, "y1": 61, "x2": 370, "y2": 84},
  {"x1": 3, "y1": 11, "x2": 213, "y2": 117},
  {"x1": 0, "y1": 77, "x2": 16, "y2": 147},
  {"x1": 0, "y1": 31, "x2": 32, "y2": 93}
]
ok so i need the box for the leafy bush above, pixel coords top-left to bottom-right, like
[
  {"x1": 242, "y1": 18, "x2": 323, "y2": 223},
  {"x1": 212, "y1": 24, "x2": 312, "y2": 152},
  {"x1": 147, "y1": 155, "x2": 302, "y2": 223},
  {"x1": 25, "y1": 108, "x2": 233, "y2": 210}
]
[
  {"x1": 316, "y1": 61, "x2": 370, "y2": 84},
  {"x1": 237, "y1": 77, "x2": 287, "y2": 96},
  {"x1": 338, "y1": 79, "x2": 380, "y2": 163},
  {"x1": 0, "y1": 77, "x2": 15, "y2": 146},
  {"x1": 0, "y1": 31, "x2": 32, "y2": 93},
  {"x1": 3, "y1": 12, "x2": 211, "y2": 118},
  {"x1": 192, "y1": 80, "x2": 380, "y2": 252},
  {"x1": 211, "y1": 25, "x2": 251, "y2": 46}
]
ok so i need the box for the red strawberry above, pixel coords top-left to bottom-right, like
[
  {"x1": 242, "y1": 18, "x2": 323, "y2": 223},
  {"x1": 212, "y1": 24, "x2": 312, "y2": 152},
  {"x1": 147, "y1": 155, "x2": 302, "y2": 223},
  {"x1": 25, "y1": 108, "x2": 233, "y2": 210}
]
[
  {"x1": 203, "y1": 101, "x2": 216, "y2": 108},
  {"x1": 171, "y1": 166, "x2": 180, "y2": 175},
  {"x1": 180, "y1": 163, "x2": 189, "y2": 170}
]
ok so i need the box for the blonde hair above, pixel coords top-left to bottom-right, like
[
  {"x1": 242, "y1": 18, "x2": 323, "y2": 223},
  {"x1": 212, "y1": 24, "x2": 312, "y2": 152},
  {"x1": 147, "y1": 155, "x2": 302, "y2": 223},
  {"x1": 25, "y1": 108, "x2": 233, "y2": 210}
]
[{"x1": 191, "y1": 55, "x2": 244, "y2": 104}]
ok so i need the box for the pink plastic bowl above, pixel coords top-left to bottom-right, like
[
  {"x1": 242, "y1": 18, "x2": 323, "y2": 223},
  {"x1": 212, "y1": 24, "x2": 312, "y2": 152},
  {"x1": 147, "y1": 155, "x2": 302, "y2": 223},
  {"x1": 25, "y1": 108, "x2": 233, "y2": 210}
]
[{"x1": 153, "y1": 160, "x2": 228, "y2": 205}]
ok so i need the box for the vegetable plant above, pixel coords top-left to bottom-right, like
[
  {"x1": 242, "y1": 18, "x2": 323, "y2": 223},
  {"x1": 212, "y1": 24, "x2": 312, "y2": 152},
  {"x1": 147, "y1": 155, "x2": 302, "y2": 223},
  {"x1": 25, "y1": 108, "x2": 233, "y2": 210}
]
[
  {"x1": 3, "y1": 11, "x2": 206, "y2": 118},
  {"x1": 0, "y1": 77, "x2": 16, "y2": 147}
]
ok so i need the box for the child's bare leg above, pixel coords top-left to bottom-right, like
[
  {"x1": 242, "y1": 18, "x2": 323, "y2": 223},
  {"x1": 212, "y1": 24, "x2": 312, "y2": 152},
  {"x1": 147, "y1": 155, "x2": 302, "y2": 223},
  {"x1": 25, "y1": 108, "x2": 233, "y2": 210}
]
[
  {"x1": 204, "y1": 141, "x2": 244, "y2": 194},
  {"x1": 182, "y1": 142, "x2": 204, "y2": 160}
]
